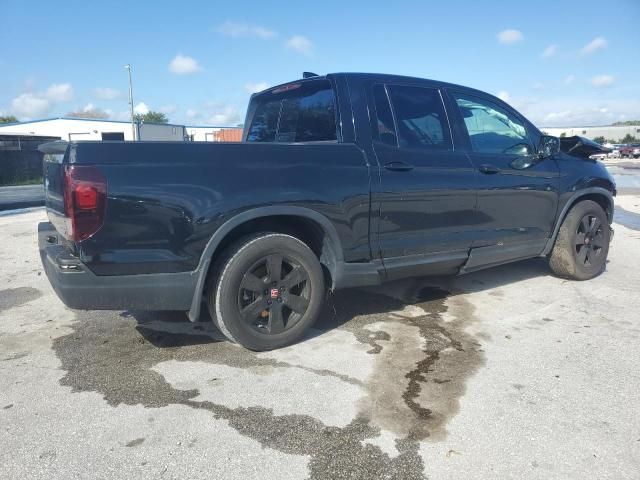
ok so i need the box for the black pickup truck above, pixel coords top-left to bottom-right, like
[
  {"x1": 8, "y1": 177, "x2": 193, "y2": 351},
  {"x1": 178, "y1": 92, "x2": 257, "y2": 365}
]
[{"x1": 39, "y1": 72, "x2": 615, "y2": 350}]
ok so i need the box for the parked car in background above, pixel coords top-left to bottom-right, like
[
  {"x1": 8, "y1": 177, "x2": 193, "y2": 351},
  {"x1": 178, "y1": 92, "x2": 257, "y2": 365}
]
[
  {"x1": 39, "y1": 72, "x2": 616, "y2": 351},
  {"x1": 619, "y1": 144, "x2": 640, "y2": 158},
  {"x1": 590, "y1": 152, "x2": 608, "y2": 160},
  {"x1": 605, "y1": 144, "x2": 622, "y2": 158}
]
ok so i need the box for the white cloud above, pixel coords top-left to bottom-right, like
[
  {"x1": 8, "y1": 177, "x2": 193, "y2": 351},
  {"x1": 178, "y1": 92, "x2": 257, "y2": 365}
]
[
  {"x1": 497, "y1": 29, "x2": 523, "y2": 45},
  {"x1": 590, "y1": 74, "x2": 614, "y2": 87},
  {"x1": 245, "y1": 82, "x2": 269, "y2": 94},
  {"x1": 8, "y1": 82, "x2": 73, "y2": 119},
  {"x1": 216, "y1": 21, "x2": 277, "y2": 39},
  {"x1": 45, "y1": 83, "x2": 73, "y2": 102},
  {"x1": 497, "y1": 91, "x2": 511, "y2": 102},
  {"x1": 286, "y1": 35, "x2": 313, "y2": 55},
  {"x1": 94, "y1": 87, "x2": 121, "y2": 100},
  {"x1": 111, "y1": 110, "x2": 131, "y2": 121},
  {"x1": 533, "y1": 82, "x2": 545, "y2": 91},
  {"x1": 580, "y1": 37, "x2": 607, "y2": 55},
  {"x1": 159, "y1": 104, "x2": 177, "y2": 115},
  {"x1": 541, "y1": 45, "x2": 557, "y2": 58},
  {"x1": 507, "y1": 96, "x2": 640, "y2": 127},
  {"x1": 66, "y1": 103, "x2": 110, "y2": 119},
  {"x1": 186, "y1": 108, "x2": 200, "y2": 120},
  {"x1": 10, "y1": 93, "x2": 51, "y2": 118},
  {"x1": 134, "y1": 102, "x2": 149, "y2": 115},
  {"x1": 207, "y1": 106, "x2": 241, "y2": 125},
  {"x1": 563, "y1": 74, "x2": 576, "y2": 85},
  {"x1": 169, "y1": 54, "x2": 202, "y2": 75}
]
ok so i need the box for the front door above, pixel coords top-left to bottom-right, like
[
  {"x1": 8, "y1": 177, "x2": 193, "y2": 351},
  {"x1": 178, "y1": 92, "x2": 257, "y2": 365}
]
[
  {"x1": 370, "y1": 83, "x2": 479, "y2": 262},
  {"x1": 447, "y1": 90, "x2": 559, "y2": 255}
]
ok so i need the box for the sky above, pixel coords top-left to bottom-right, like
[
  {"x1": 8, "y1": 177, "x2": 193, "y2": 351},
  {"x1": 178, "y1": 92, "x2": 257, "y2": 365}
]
[{"x1": 1, "y1": 0, "x2": 639, "y2": 127}]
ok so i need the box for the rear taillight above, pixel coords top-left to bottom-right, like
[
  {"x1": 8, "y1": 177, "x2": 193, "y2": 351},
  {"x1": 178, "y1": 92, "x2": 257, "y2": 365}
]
[{"x1": 63, "y1": 165, "x2": 107, "y2": 241}]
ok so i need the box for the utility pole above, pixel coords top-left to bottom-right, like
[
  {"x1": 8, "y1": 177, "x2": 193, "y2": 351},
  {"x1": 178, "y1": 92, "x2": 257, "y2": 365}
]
[{"x1": 124, "y1": 64, "x2": 136, "y2": 141}]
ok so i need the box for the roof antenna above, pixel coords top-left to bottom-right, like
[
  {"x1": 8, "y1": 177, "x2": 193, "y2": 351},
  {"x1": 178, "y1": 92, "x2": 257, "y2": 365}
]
[{"x1": 302, "y1": 72, "x2": 319, "y2": 78}]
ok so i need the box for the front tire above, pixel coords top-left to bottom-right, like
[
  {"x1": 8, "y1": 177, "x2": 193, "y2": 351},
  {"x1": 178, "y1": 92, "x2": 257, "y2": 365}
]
[
  {"x1": 548, "y1": 200, "x2": 611, "y2": 280},
  {"x1": 208, "y1": 233, "x2": 325, "y2": 351}
]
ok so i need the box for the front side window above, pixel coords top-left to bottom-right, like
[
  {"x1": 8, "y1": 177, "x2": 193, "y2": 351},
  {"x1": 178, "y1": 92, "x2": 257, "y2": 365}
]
[
  {"x1": 246, "y1": 80, "x2": 337, "y2": 143},
  {"x1": 386, "y1": 85, "x2": 451, "y2": 150},
  {"x1": 454, "y1": 93, "x2": 531, "y2": 155}
]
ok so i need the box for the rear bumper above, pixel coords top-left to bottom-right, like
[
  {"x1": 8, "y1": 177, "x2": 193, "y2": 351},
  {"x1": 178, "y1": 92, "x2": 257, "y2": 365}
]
[{"x1": 38, "y1": 222, "x2": 196, "y2": 311}]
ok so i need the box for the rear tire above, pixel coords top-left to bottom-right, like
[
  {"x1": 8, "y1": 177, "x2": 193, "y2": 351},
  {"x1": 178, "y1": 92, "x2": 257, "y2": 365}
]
[
  {"x1": 548, "y1": 200, "x2": 610, "y2": 280},
  {"x1": 207, "y1": 233, "x2": 325, "y2": 351}
]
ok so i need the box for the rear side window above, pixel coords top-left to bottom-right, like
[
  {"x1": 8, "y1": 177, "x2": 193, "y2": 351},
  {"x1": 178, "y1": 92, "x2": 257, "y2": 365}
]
[
  {"x1": 453, "y1": 93, "x2": 531, "y2": 155},
  {"x1": 246, "y1": 80, "x2": 337, "y2": 143},
  {"x1": 386, "y1": 85, "x2": 451, "y2": 150}
]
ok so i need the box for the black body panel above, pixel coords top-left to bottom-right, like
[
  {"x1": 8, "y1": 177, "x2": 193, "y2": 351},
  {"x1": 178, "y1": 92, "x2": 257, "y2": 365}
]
[
  {"x1": 66, "y1": 141, "x2": 371, "y2": 275},
  {"x1": 39, "y1": 72, "x2": 616, "y2": 318}
]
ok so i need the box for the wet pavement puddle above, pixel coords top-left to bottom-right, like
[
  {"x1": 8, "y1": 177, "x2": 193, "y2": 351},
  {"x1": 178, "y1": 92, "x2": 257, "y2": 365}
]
[{"x1": 52, "y1": 285, "x2": 485, "y2": 479}]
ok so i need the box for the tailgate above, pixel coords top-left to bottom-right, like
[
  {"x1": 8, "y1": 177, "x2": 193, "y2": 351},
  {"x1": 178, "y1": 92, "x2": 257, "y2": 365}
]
[{"x1": 39, "y1": 141, "x2": 71, "y2": 238}]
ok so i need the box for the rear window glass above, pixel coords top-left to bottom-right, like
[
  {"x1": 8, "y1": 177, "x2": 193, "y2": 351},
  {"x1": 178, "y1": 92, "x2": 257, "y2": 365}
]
[
  {"x1": 386, "y1": 85, "x2": 451, "y2": 150},
  {"x1": 246, "y1": 80, "x2": 337, "y2": 143}
]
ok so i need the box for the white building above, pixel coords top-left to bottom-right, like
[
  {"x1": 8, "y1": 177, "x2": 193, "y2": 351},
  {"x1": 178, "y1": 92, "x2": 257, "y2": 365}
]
[
  {"x1": 185, "y1": 126, "x2": 225, "y2": 142},
  {"x1": 541, "y1": 125, "x2": 640, "y2": 142},
  {"x1": 0, "y1": 117, "x2": 244, "y2": 143},
  {"x1": 0, "y1": 117, "x2": 187, "y2": 142}
]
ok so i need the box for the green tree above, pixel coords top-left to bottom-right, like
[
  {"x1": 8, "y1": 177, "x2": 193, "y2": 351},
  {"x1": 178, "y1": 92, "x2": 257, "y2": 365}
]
[
  {"x1": 592, "y1": 136, "x2": 606, "y2": 144},
  {"x1": 66, "y1": 108, "x2": 108, "y2": 119},
  {"x1": 0, "y1": 115, "x2": 18, "y2": 124},
  {"x1": 134, "y1": 111, "x2": 168, "y2": 124},
  {"x1": 612, "y1": 120, "x2": 640, "y2": 126},
  {"x1": 620, "y1": 134, "x2": 639, "y2": 144}
]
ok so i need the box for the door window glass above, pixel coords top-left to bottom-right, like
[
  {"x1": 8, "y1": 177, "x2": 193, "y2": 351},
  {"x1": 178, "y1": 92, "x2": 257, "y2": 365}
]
[
  {"x1": 387, "y1": 85, "x2": 451, "y2": 150},
  {"x1": 454, "y1": 94, "x2": 531, "y2": 155},
  {"x1": 372, "y1": 85, "x2": 397, "y2": 146}
]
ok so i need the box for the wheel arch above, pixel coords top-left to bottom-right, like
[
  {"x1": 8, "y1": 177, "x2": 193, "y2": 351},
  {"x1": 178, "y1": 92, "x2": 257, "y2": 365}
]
[
  {"x1": 541, "y1": 187, "x2": 614, "y2": 256},
  {"x1": 188, "y1": 206, "x2": 344, "y2": 321}
]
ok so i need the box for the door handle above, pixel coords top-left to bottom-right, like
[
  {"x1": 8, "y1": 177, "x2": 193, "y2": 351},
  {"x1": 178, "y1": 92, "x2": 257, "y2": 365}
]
[
  {"x1": 384, "y1": 161, "x2": 414, "y2": 172},
  {"x1": 478, "y1": 164, "x2": 500, "y2": 174}
]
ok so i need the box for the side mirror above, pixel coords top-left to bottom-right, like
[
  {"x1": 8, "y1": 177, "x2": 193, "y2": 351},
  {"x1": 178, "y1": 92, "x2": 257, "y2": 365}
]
[{"x1": 538, "y1": 135, "x2": 561, "y2": 159}]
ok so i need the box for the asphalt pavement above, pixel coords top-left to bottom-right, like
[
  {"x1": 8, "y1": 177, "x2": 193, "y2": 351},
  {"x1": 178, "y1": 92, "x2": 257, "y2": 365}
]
[
  {"x1": 1, "y1": 197, "x2": 639, "y2": 479},
  {"x1": 1, "y1": 164, "x2": 640, "y2": 479},
  {"x1": 0, "y1": 184, "x2": 45, "y2": 211}
]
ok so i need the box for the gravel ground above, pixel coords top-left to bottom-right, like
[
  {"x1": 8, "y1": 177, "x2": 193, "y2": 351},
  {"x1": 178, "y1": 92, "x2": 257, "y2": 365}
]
[{"x1": 1, "y1": 199, "x2": 639, "y2": 479}]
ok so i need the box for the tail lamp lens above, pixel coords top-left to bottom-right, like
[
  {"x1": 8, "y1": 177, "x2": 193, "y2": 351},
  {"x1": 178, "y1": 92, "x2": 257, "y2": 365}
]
[{"x1": 63, "y1": 165, "x2": 107, "y2": 241}]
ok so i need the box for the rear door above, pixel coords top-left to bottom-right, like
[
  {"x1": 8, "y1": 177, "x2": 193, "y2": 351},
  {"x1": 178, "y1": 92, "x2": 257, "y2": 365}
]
[
  {"x1": 370, "y1": 82, "x2": 479, "y2": 263},
  {"x1": 446, "y1": 90, "x2": 559, "y2": 260}
]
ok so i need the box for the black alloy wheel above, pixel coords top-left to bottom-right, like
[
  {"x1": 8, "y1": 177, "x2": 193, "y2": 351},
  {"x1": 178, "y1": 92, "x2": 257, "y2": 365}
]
[
  {"x1": 574, "y1": 213, "x2": 606, "y2": 267},
  {"x1": 238, "y1": 254, "x2": 311, "y2": 335},
  {"x1": 209, "y1": 233, "x2": 325, "y2": 351},
  {"x1": 549, "y1": 200, "x2": 610, "y2": 280}
]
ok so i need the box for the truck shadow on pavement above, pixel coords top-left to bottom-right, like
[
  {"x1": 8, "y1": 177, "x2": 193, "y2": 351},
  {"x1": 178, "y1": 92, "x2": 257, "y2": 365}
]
[{"x1": 52, "y1": 257, "x2": 550, "y2": 480}]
